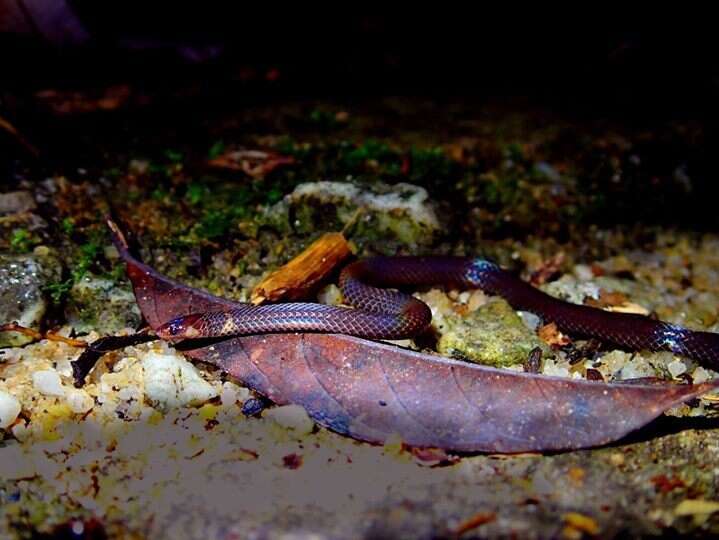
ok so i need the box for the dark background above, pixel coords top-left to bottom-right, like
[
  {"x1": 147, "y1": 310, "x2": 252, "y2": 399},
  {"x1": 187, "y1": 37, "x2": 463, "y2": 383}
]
[
  {"x1": 2, "y1": 6, "x2": 718, "y2": 229},
  {"x1": 2, "y1": 6, "x2": 718, "y2": 118}
]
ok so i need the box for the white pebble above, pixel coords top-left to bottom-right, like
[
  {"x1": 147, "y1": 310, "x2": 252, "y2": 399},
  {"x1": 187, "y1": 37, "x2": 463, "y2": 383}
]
[
  {"x1": 143, "y1": 351, "x2": 218, "y2": 409},
  {"x1": 316, "y1": 284, "x2": 343, "y2": 306},
  {"x1": 220, "y1": 381, "x2": 249, "y2": 407},
  {"x1": 0, "y1": 391, "x2": 21, "y2": 429},
  {"x1": 264, "y1": 404, "x2": 315, "y2": 435},
  {"x1": 692, "y1": 366, "x2": 712, "y2": 384},
  {"x1": 668, "y1": 358, "x2": 687, "y2": 378},
  {"x1": 574, "y1": 264, "x2": 594, "y2": 281},
  {"x1": 65, "y1": 388, "x2": 94, "y2": 414},
  {"x1": 32, "y1": 369, "x2": 66, "y2": 397}
]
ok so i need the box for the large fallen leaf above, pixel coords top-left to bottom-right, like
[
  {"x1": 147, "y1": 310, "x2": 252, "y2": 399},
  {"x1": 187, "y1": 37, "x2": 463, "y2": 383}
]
[{"x1": 110, "y1": 222, "x2": 719, "y2": 452}]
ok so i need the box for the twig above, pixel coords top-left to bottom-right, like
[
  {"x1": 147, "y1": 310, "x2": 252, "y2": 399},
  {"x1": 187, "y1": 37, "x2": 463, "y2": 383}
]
[
  {"x1": 0, "y1": 114, "x2": 40, "y2": 157},
  {"x1": 0, "y1": 323, "x2": 86, "y2": 347},
  {"x1": 71, "y1": 328, "x2": 157, "y2": 387}
]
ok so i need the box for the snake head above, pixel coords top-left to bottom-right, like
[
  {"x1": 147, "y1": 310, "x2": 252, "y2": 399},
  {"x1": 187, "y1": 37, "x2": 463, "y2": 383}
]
[{"x1": 156, "y1": 314, "x2": 203, "y2": 340}]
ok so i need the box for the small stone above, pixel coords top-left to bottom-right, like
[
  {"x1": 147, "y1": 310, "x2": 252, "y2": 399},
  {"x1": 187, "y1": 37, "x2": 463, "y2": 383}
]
[
  {"x1": 264, "y1": 404, "x2": 315, "y2": 435},
  {"x1": 574, "y1": 264, "x2": 594, "y2": 281},
  {"x1": 0, "y1": 390, "x2": 21, "y2": 429},
  {"x1": 438, "y1": 299, "x2": 547, "y2": 367},
  {"x1": 692, "y1": 367, "x2": 712, "y2": 384},
  {"x1": 0, "y1": 191, "x2": 36, "y2": 215},
  {"x1": 220, "y1": 381, "x2": 249, "y2": 407},
  {"x1": 316, "y1": 283, "x2": 343, "y2": 306},
  {"x1": 0, "y1": 252, "x2": 61, "y2": 347},
  {"x1": 32, "y1": 369, "x2": 66, "y2": 397},
  {"x1": 143, "y1": 351, "x2": 218, "y2": 409},
  {"x1": 65, "y1": 274, "x2": 141, "y2": 334},
  {"x1": 65, "y1": 388, "x2": 94, "y2": 414},
  {"x1": 668, "y1": 359, "x2": 687, "y2": 378}
]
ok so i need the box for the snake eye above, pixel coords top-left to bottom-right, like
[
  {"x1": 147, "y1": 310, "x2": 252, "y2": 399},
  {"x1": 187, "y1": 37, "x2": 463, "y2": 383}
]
[
  {"x1": 166, "y1": 319, "x2": 184, "y2": 336},
  {"x1": 157, "y1": 317, "x2": 187, "y2": 338}
]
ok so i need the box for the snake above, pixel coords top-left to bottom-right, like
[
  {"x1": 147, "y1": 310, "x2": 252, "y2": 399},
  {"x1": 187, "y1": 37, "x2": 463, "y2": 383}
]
[{"x1": 155, "y1": 256, "x2": 719, "y2": 369}]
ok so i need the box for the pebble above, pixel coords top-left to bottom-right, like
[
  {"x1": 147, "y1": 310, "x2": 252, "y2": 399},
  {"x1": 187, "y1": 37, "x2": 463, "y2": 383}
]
[
  {"x1": 32, "y1": 369, "x2": 66, "y2": 397},
  {"x1": 65, "y1": 388, "x2": 94, "y2": 414},
  {"x1": 0, "y1": 390, "x2": 21, "y2": 429},
  {"x1": 264, "y1": 404, "x2": 315, "y2": 435},
  {"x1": 0, "y1": 191, "x2": 36, "y2": 215},
  {"x1": 667, "y1": 359, "x2": 687, "y2": 378},
  {"x1": 143, "y1": 351, "x2": 218, "y2": 409}
]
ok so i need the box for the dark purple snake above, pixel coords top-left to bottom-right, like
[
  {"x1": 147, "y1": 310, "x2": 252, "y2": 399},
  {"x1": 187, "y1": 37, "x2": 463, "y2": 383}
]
[{"x1": 156, "y1": 256, "x2": 719, "y2": 369}]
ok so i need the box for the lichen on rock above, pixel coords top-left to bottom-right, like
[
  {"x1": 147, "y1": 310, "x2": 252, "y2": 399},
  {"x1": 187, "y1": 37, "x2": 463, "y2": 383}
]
[
  {"x1": 65, "y1": 273, "x2": 141, "y2": 334},
  {"x1": 436, "y1": 298, "x2": 547, "y2": 367},
  {"x1": 276, "y1": 181, "x2": 440, "y2": 250},
  {"x1": 0, "y1": 248, "x2": 61, "y2": 347}
]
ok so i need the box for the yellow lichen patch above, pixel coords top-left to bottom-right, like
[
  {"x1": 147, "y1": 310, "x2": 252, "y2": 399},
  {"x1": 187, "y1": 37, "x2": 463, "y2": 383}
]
[{"x1": 251, "y1": 232, "x2": 351, "y2": 304}]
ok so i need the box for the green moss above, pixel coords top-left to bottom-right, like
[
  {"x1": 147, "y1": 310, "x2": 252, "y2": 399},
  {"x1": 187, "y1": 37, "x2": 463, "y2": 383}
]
[
  {"x1": 9, "y1": 229, "x2": 33, "y2": 253},
  {"x1": 65, "y1": 273, "x2": 141, "y2": 333},
  {"x1": 207, "y1": 140, "x2": 226, "y2": 159}
]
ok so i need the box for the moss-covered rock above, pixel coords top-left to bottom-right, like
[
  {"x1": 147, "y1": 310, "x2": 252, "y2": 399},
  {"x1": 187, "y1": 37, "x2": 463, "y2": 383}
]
[
  {"x1": 65, "y1": 274, "x2": 141, "y2": 334},
  {"x1": 436, "y1": 298, "x2": 546, "y2": 367},
  {"x1": 281, "y1": 181, "x2": 440, "y2": 251},
  {"x1": 0, "y1": 248, "x2": 62, "y2": 347}
]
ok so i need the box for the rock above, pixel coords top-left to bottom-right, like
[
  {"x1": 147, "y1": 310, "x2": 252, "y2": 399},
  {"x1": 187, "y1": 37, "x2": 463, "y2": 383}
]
[
  {"x1": 32, "y1": 369, "x2": 66, "y2": 397},
  {"x1": 667, "y1": 358, "x2": 687, "y2": 378},
  {"x1": 65, "y1": 388, "x2": 94, "y2": 414},
  {"x1": 437, "y1": 299, "x2": 547, "y2": 367},
  {"x1": 0, "y1": 190, "x2": 36, "y2": 215},
  {"x1": 264, "y1": 404, "x2": 315, "y2": 435},
  {"x1": 0, "y1": 250, "x2": 61, "y2": 347},
  {"x1": 143, "y1": 351, "x2": 218, "y2": 409},
  {"x1": 279, "y1": 181, "x2": 440, "y2": 249},
  {"x1": 65, "y1": 274, "x2": 141, "y2": 334},
  {"x1": 0, "y1": 390, "x2": 21, "y2": 429}
]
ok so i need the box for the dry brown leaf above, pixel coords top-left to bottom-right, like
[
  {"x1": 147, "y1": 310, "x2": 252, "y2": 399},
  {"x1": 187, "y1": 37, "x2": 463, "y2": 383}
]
[
  {"x1": 538, "y1": 322, "x2": 571, "y2": 347},
  {"x1": 530, "y1": 252, "x2": 566, "y2": 286},
  {"x1": 208, "y1": 149, "x2": 294, "y2": 178}
]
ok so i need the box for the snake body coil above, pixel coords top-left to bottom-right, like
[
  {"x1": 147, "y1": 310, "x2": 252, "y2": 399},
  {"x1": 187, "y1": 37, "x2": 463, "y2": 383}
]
[{"x1": 156, "y1": 256, "x2": 719, "y2": 369}]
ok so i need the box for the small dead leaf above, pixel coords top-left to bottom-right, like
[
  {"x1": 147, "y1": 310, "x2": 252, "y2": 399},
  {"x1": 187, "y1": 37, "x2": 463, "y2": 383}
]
[
  {"x1": 538, "y1": 322, "x2": 571, "y2": 347},
  {"x1": 585, "y1": 289, "x2": 628, "y2": 309},
  {"x1": 530, "y1": 252, "x2": 566, "y2": 286},
  {"x1": 251, "y1": 232, "x2": 351, "y2": 304},
  {"x1": 208, "y1": 148, "x2": 294, "y2": 178},
  {"x1": 35, "y1": 85, "x2": 131, "y2": 115}
]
